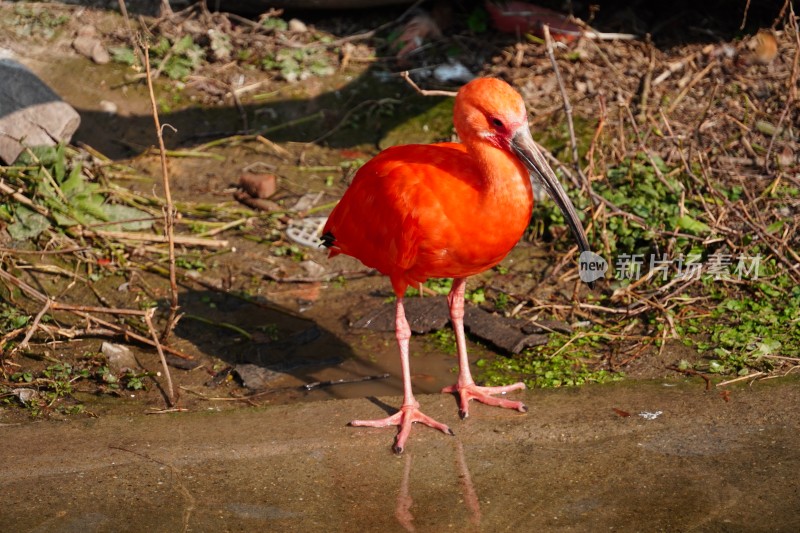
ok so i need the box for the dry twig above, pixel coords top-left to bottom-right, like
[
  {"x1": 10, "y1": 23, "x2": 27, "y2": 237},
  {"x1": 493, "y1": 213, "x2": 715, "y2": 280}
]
[
  {"x1": 144, "y1": 308, "x2": 176, "y2": 407},
  {"x1": 142, "y1": 40, "x2": 181, "y2": 343},
  {"x1": 543, "y1": 24, "x2": 587, "y2": 187}
]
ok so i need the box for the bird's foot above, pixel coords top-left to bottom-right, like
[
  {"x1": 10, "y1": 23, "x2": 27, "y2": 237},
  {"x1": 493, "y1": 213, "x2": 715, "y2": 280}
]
[
  {"x1": 441, "y1": 382, "x2": 527, "y2": 419},
  {"x1": 350, "y1": 402, "x2": 454, "y2": 454}
]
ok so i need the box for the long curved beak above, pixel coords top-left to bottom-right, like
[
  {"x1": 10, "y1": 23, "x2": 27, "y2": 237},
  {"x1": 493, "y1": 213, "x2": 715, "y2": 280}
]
[{"x1": 510, "y1": 126, "x2": 592, "y2": 259}]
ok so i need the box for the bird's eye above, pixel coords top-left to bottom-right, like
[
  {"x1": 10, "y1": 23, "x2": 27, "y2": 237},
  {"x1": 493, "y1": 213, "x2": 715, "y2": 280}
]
[{"x1": 491, "y1": 117, "x2": 504, "y2": 129}]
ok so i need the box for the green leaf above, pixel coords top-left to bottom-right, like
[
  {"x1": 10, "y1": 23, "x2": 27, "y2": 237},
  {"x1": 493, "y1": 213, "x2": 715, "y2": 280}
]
[
  {"x1": 53, "y1": 144, "x2": 66, "y2": 183},
  {"x1": 74, "y1": 196, "x2": 109, "y2": 221},
  {"x1": 110, "y1": 46, "x2": 136, "y2": 65},
  {"x1": 676, "y1": 214, "x2": 711, "y2": 235},
  {"x1": 151, "y1": 37, "x2": 171, "y2": 57},
  {"x1": 262, "y1": 18, "x2": 288, "y2": 31},
  {"x1": 60, "y1": 163, "x2": 84, "y2": 196},
  {"x1": 172, "y1": 35, "x2": 195, "y2": 54},
  {"x1": 102, "y1": 204, "x2": 154, "y2": 231},
  {"x1": 7, "y1": 206, "x2": 51, "y2": 240},
  {"x1": 766, "y1": 219, "x2": 784, "y2": 233}
]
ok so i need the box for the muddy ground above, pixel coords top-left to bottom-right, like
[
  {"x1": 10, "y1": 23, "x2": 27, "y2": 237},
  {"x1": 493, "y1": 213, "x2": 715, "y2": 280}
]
[
  {"x1": 3, "y1": 380, "x2": 800, "y2": 531},
  {"x1": 0, "y1": 1, "x2": 798, "y2": 425}
]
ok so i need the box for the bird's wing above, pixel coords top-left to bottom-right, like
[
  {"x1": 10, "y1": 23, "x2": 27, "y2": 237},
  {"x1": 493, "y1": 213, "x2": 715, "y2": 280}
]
[{"x1": 323, "y1": 143, "x2": 479, "y2": 276}]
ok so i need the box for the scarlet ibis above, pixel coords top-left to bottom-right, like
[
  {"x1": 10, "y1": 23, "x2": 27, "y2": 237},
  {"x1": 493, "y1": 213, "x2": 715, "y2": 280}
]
[{"x1": 322, "y1": 77, "x2": 590, "y2": 453}]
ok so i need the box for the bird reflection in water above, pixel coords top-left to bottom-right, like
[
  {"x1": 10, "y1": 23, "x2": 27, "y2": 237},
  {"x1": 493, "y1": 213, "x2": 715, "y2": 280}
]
[{"x1": 394, "y1": 439, "x2": 481, "y2": 532}]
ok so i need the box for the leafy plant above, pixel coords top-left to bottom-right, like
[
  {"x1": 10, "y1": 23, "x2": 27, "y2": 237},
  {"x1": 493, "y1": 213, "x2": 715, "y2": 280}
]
[
  {"x1": 4, "y1": 353, "x2": 151, "y2": 418},
  {"x1": 261, "y1": 48, "x2": 333, "y2": 82},
  {"x1": 0, "y1": 303, "x2": 31, "y2": 331},
  {"x1": 477, "y1": 331, "x2": 621, "y2": 388},
  {"x1": 175, "y1": 256, "x2": 207, "y2": 272},
  {"x1": 428, "y1": 329, "x2": 457, "y2": 355},
  {"x1": 5, "y1": 145, "x2": 153, "y2": 241},
  {"x1": 695, "y1": 269, "x2": 800, "y2": 375},
  {"x1": 109, "y1": 45, "x2": 137, "y2": 65},
  {"x1": 11, "y1": 5, "x2": 69, "y2": 39},
  {"x1": 406, "y1": 278, "x2": 452, "y2": 298},
  {"x1": 536, "y1": 154, "x2": 710, "y2": 263},
  {"x1": 261, "y1": 17, "x2": 288, "y2": 32}
]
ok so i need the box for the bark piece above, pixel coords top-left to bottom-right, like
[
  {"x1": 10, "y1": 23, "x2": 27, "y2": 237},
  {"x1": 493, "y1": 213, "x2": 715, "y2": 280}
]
[{"x1": 352, "y1": 297, "x2": 555, "y2": 353}]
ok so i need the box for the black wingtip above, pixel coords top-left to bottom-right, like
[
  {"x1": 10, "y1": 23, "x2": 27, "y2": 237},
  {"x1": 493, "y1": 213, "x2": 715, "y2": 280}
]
[{"x1": 320, "y1": 231, "x2": 335, "y2": 248}]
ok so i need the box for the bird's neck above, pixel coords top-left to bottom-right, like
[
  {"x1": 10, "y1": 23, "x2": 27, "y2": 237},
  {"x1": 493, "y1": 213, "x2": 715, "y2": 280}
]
[{"x1": 468, "y1": 140, "x2": 533, "y2": 208}]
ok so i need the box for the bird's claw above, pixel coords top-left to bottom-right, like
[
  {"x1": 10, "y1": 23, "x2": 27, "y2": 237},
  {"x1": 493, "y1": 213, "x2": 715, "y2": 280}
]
[
  {"x1": 443, "y1": 381, "x2": 528, "y2": 419},
  {"x1": 350, "y1": 403, "x2": 454, "y2": 454}
]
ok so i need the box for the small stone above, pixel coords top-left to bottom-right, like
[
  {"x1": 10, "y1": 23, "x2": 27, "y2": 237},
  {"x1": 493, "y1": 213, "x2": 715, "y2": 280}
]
[
  {"x1": 73, "y1": 34, "x2": 109, "y2": 64},
  {"x1": 77, "y1": 26, "x2": 96, "y2": 38},
  {"x1": 102, "y1": 342, "x2": 138, "y2": 372},
  {"x1": 300, "y1": 260, "x2": 326, "y2": 278},
  {"x1": 99, "y1": 100, "x2": 117, "y2": 114},
  {"x1": 12, "y1": 388, "x2": 38, "y2": 405},
  {"x1": 776, "y1": 145, "x2": 794, "y2": 169},
  {"x1": 238, "y1": 172, "x2": 277, "y2": 199},
  {"x1": 234, "y1": 364, "x2": 283, "y2": 390},
  {"x1": 288, "y1": 19, "x2": 308, "y2": 33}
]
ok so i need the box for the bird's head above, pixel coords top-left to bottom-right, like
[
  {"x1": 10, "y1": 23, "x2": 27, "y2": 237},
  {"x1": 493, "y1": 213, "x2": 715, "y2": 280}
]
[
  {"x1": 454, "y1": 77, "x2": 528, "y2": 151},
  {"x1": 454, "y1": 77, "x2": 593, "y2": 272}
]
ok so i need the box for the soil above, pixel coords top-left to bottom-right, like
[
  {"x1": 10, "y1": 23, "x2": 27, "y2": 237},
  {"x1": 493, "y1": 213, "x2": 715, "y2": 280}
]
[{"x1": 0, "y1": 1, "x2": 797, "y2": 422}]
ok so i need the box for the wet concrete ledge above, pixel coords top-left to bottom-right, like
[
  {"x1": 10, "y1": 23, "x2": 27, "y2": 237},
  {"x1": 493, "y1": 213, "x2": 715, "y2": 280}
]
[{"x1": 2, "y1": 379, "x2": 799, "y2": 531}]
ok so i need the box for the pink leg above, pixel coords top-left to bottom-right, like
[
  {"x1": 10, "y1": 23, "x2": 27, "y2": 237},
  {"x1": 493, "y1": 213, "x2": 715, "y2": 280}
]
[
  {"x1": 441, "y1": 278, "x2": 527, "y2": 419},
  {"x1": 350, "y1": 296, "x2": 453, "y2": 454}
]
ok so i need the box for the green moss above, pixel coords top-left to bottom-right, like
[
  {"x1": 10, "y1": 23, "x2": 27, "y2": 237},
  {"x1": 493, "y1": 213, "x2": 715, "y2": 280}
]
[
  {"x1": 477, "y1": 331, "x2": 622, "y2": 388},
  {"x1": 380, "y1": 98, "x2": 455, "y2": 149}
]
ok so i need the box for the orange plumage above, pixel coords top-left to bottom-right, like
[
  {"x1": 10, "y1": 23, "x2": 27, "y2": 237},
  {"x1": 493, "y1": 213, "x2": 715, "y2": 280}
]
[
  {"x1": 323, "y1": 77, "x2": 590, "y2": 454},
  {"x1": 324, "y1": 141, "x2": 533, "y2": 294}
]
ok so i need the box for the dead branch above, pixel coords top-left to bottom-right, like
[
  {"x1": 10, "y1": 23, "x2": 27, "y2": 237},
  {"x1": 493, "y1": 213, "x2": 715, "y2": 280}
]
[
  {"x1": 400, "y1": 71, "x2": 458, "y2": 97},
  {"x1": 543, "y1": 24, "x2": 587, "y2": 187},
  {"x1": 79, "y1": 229, "x2": 228, "y2": 248},
  {"x1": 142, "y1": 40, "x2": 181, "y2": 343},
  {"x1": 144, "y1": 308, "x2": 176, "y2": 407}
]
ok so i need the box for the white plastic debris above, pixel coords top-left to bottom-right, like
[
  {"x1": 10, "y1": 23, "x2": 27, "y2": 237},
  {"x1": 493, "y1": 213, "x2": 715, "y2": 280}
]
[
  {"x1": 291, "y1": 191, "x2": 324, "y2": 212},
  {"x1": 638, "y1": 411, "x2": 663, "y2": 420},
  {"x1": 286, "y1": 217, "x2": 327, "y2": 248},
  {"x1": 433, "y1": 61, "x2": 475, "y2": 84}
]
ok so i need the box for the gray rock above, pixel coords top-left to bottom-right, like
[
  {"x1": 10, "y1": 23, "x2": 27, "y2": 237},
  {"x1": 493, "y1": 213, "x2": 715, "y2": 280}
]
[
  {"x1": 101, "y1": 342, "x2": 138, "y2": 372},
  {"x1": 0, "y1": 59, "x2": 81, "y2": 164},
  {"x1": 72, "y1": 34, "x2": 110, "y2": 64}
]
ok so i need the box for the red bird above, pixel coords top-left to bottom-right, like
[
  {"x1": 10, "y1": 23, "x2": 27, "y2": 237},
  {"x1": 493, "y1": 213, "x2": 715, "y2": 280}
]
[{"x1": 322, "y1": 77, "x2": 590, "y2": 453}]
